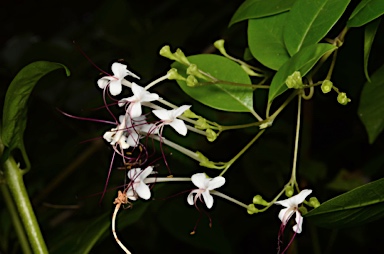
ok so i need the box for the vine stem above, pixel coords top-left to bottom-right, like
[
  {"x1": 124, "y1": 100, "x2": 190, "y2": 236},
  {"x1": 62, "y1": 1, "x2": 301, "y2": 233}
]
[
  {"x1": 2, "y1": 155, "x2": 48, "y2": 254},
  {"x1": 112, "y1": 191, "x2": 131, "y2": 254},
  {"x1": 290, "y1": 94, "x2": 302, "y2": 191}
]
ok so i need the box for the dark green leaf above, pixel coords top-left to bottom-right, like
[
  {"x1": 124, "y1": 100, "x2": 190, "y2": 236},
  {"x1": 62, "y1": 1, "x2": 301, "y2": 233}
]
[
  {"x1": 284, "y1": 0, "x2": 350, "y2": 56},
  {"x1": 172, "y1": 54, "x2": 254, "y2": 112},
  {"x1": 248, "y1": 13, "x2": 291, "y2": 70},
  {"x1": 229, "y1": 0, "x2": 295, "y2": 27},
  {"x1": 305, "y1": 178, "x2": 384, "y2": 228},
  {"x1": 363, "y1": 18, "x2": 381, "y2": 81},
  {"x1": 358, "y1": 63, "x2": 384, "y2": 143},
  {"x1": 1, "y1": 61, "x2": 70, "y2": 163},
  {"x1": 347, "y1": 0, "x2": 384, "y2": 27},
  {"x1": 268, "y1": 43, "x2": 337, "y2": 102}
]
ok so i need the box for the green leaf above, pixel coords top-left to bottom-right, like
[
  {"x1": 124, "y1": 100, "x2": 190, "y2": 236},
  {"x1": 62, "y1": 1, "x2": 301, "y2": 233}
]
[
  {"x1": 268, "y1": 43, "x2": 337, "y2": 102},
  {"x1": 1, "y1": 61, "x2": 70, "y2": 164},
  {"x1": 364, "y1": 18, "x2": 381, "y2": 82},
  {"x1": 248, "y1": 12, "x2": 291, "y2": 70},
  {"x1": 229, "y1": 0, "x2": 295, "y2": 27},
  {"x1": 284, "y1": 0, "x2": 350, "y2": 56},
  {"x1": 347, "y1": 0, "x2": 384, "y2": 27},
  {"x1": 172, "y1": 54, "x2": 254, "y2": 113},
  {"x1": 358, "y1": 63, "x2": 384, "y2": 143},
  {"x1": 305, "y1": 177, "x2": 384, "y2": 228}
]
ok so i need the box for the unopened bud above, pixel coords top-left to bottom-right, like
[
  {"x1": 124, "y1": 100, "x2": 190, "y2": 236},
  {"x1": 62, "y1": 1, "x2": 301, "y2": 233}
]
[
  {"x1": 241, "y1": 64, "x2": 261, "y2": 77},
  {"x1": 160, "y1": 45, "x2": 177, "y2": 61},
  {"x1": 206, "y1": 129, "x2": 217, "y2": 142},
  {"x1": 186, "y1": 75, "x2": 199, "y2": 87},
  {"x1": 167, "y1": 68, "x2": 186, "y2": 81},
  {"x1": 183, "y1": 109, "x2": 199, "y2": 119},
  {"x1": 337, "y1": 92, "x2": 351, "y2": 105},
  {"x1": 187, "y1": 64, "x2": 208, "y2": 80},
  {"x1": 321, "y1": 80, "x2": 333, "y2": 93},
  {"x1": 213, "y1": 39, "x2": 227, "y2": 56},
  {"x1": 195, "y1": 118, "x2": 209, "y2": 129},
  {"x1": 247, "y1": 204, "x2": 259, "y2": 215},
  {"x1": 298, "y1": 206, "x2": 308, "y2": 215},
  {"x1": 309, "y1": 197, "x2": 320, "y2": 208},
  {"x1": 252, "y1": 195, "x2": 268, "y2": 206},
  {"x1": 174, "y1": 48, "x2": 190, "y2": 65},
  {"x1": 286, "y1": 71, "x2": 303, "y2": 89},
  {"x1": 285, "y1": 186, "x2": 294, "y2": 197}
]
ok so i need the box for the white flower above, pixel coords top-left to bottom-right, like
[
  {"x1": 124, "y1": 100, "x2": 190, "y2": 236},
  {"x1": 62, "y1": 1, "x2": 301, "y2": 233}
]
[
  {"x1": 126, "y1": 166, "x2": 153, "y2": 200},
  {"x1": 275, "y1": 189, "x2": 312, "y2": 234},
  {"x1": 97, "y1": 62, "x2": 140, "y2": 96},
  {"x1": 103, "y1": 115, "x2": 130, "y2": 149},
  {"x1": 187, "y1": 173, "x2": 225, "y2": 209},
  {"x1": 118, "y1": 83, "x2": 159, "y2": 118},
  {"x1": 152, "y1": 105, "x2": 191, "y2": 136}
]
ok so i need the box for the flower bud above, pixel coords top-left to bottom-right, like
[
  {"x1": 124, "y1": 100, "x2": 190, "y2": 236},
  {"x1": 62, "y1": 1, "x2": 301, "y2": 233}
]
[
  {"x1": 321, "y1": 80, "x2": 333, "y2": 93},
  {"x1": 187, "y1": 64, "x2": 208, "y2": 80},
  {"x1": 309, "y1": 197, "x2": 320, "y2": 208},
  {"x1": 186, "y1": 75, "x2": 199, "y2": 87},
  {"x1": 213, "y1": 39, "x2": 227, "y2": 56},
  {"x1": 337, "y1": 92, "x2": 351, "y2": 105},
  {"x1": 174, "y1": 48, "x2": 191, "y2": 65},
  {"x1": 159, "y1": 45, "x2": 177, "y2": 61},
  {"x1": 167, "y1": 68, "x2": 186, "y2": 81},
  {"x1": 247, "y1": 204, "x2": 259, "y2": 215},
  {"x1": 285, "y1": 71, "x2": 303, "y2": 89},
  {"x1": 252, "y1": 195, "x2": 268, "y2": 206},
  {"x1": 241, "y1": 64, "x2": 261, "y2": 77},
  {"x1": 196, "y1": 151, "x2": 216, "y2": 168},
  {"x1": 285, "y1": 186, "x2": 294, "y2": 197},
  {"x1": 206, "y1": 129, "x2": 217, "y2": 142},
  {"x1": 195, "y1": 118, "x2": 209, "y2": 129},
  {"x1": 183, "y1": 109, "x2": 199, "y2": 119},
  {"x1": 298, "y1": 206, "x2": 308, "y2": 215}
]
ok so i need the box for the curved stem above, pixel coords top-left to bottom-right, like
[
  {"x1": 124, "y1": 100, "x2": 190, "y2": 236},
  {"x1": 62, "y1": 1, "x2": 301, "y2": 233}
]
[
  {"x1": 210, "y1": 190, "x2": 248, "y2": 209},
  {"x1": 290, "y1": 95, "x2": 302, "y2": 192}
]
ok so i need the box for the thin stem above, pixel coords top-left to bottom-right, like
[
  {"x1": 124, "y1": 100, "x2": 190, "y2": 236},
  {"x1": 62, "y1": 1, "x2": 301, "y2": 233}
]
[
  {"x1": 200, "y1": 80, "x2": 269, "y2": 89},
  {"x1": 144, "y1": 177, "x2": 191, "y2": 184},
  {"x1": 210, "y1": 190, "x2": 248, "y2": 209},
  {"x1": 269, "y1": 91, "x2": 300, "y2": 121},
  {"x1": 144, "y1": 74, "x2": 169, "y2": 90},
  {"x1": 290, "y1": 95, "x2": 302, "y2": 192},
  {"x1": 2, "y1": 156, "x2": 48, "y2": 254},
  {"x1": 112, "y1": 191, "x2": 131, "y2": 254},
  {"x1": 219, "y1": 129, "x2": 265, "y2": 176},
  {"x1": 149, "y1": 135, "x2": 200, "y2": 161},
  {"x1": 0, "y1": 183, "x2": 32, "y2": 254}
]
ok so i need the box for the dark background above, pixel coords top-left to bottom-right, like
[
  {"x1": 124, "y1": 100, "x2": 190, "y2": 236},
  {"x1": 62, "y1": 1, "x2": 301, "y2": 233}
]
[{"x1": 1, "y1": 0, "x2": 384, "y2": 253}]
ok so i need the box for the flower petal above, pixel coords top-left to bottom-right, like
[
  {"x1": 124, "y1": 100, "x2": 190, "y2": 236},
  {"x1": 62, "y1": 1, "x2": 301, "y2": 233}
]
[
  {"x1": 129, "y1": 102, "x2": 142, "y2": 118},
  {"x1": 278, "y1": 207, "x2": 291, "y2": 224},
  {"x1": 169, "y1": 118, "x2": 188, "y2": 136},
  {"x1": 207, "y1": 176, "x2": 225, "y2": 190},
  {"x1": 126, "y1": 187, "x2": 138, "y2": 201},
  {"x1": 187, "y1": 190, "x2": 198, "y2": 205},
  {"x1": 109, "y1": 79, "x2": 122, "y2": 96},
  {"x1": 127, "y1": 168, "x2": 142, "y2": 180},
  {"x1": 202, "y1": 190, "x2": 214, "y2": 209},
  {"x1": 290, "y1": 189, "x2": 312, "y2": 206},
  {"x1": 171, "y1": 105, "x2": 191, "y2": 118},
  {"x1": 111, "y1": 62, "x2": 140, "y2": 80},
  {"x1": 152, "y1": 109, "x2": 171, "y2": 121},
  {"x1": 97, "y1": 77, "x2": 113, "y2": 89},
  {"x1": 135, "y1": 181, "x2": 151, "y2": 200},
  {"x1": 191, "y1": 173, "x2": 209, "y2": 189},
  {"x1": 140, "y1": 166, "x2": 154, "y2": 180},
  {"x1": 293, "y1": 211, "x2": 303, "y2": 233}
]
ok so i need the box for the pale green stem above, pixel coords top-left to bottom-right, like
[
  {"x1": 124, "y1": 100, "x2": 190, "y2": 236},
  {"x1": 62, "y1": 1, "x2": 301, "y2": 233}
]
[
  {"x1": 2, "y1": 156, "x2": 48, "y2": 254},
  {"x1": 0, "y1": 183, "x2": 32, "y2": 254},
  {"x1": 290, "y1": 95, "x2": 302, "y2": 192},
  {"x1": 149, "y1": 134, "x2": 200, "y2": 161},
  {"x1": 219, "y1": 129, "x2": 266, "y2": 176},
  {"x1": 144, "y1": 177, "x2": 191, "y2": 184},
  {"x1": 144, "y1": 74, "x2": 169, "y2": 90},
  {"x1": 121, "y1": 79, "x2": 133, "y2": 88},
  {"x1": 210, "y1": 190, "x2": 248, "y2": 209},
  {"x1": 157, "y1": 98, "x2": 178, "y2": 109}
]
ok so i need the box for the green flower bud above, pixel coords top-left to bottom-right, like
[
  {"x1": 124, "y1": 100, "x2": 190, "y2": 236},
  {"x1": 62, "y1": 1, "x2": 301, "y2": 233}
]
[
  {"x1": 174, "y1": 48, "x2": 190, "y2": 65},
  {"x1": 213, "y1": 39, "x2": 227, "y2": 56},
  {"x1": 206, "y1": 129, "x2": 217, "y2": 142},
  {"x1": 247, "y1": 204, "x2": 259, "y2": 215},
  {"x1": 159, "y1": 45, "x2": 177, "y2": 61},
  {"x1": 252, "y1": 195, "x2": 268, "y2": 206},
  {"x1": 196, "y1": 151, "x2": 216, "y2": 169},
  {"x1": 241, "y1": 64, "x2": 261, "y2": 77},
  {"x1": 167, "y1": 68, "x2": 186, "y2": 81},
  {"x1": 195, "y1": 118, "x2": 208, "y2": 129},
  {"x1": 321, "y1": 80, "x2": 333, "y2": 93},
  {"x1": 183, "y1": 109, "x2": 199, "y2": 119},
  {"x1": 285, "y1": 186, "x2": 294, "y2": 197},
  {"x1": 186, "y1": 75, "x2": 199, "y2": 87},
  {"x1": 309, "y1": 197, "x2": 320, "y2": 208},
  {"x1": 286, "y1": 71, "x2": 303, "y2": 89},
  {"x1": 187, "y1": 64, "x2": 208, "y2": 80},
  {"x1": 337, "y1": 92, "x2": 351, "y2": 105},
  {"x1": 298, "y1": 206, "x2": 308, "y2": 215}
]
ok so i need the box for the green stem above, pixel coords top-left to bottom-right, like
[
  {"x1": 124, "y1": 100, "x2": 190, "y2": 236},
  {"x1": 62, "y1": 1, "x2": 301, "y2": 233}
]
[
  {"x1": 2, "y1": 156, "x2": 48, "y2": 254},
  {"x1": 0, "y1": 183, "x2": 32, "y2": 254},
  {"x1": 219, "y1": 129, "x2": 265, "y2": 176}
]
